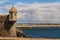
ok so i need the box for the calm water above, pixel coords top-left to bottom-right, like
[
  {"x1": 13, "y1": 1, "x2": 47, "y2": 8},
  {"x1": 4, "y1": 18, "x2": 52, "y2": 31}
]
[{"x1": 23, "y1": 27, "x2": 60, "y2": 38}]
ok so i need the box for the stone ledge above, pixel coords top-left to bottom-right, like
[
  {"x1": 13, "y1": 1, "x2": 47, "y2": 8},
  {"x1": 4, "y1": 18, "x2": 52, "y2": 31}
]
[{"x1": 0, "y1": 37, "x2": 60, "y2": 40}]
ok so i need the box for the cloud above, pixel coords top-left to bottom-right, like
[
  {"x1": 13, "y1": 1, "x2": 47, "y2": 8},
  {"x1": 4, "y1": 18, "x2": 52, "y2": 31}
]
[
  {"x1": 15, "y1": 2, "x2": 60, "y2": 23},
  {"x1": 0, "y1": 1, "x2": 60, "y2": 23}
]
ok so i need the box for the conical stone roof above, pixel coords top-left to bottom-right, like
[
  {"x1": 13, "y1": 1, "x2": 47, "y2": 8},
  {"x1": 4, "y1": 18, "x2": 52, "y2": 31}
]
[{"x1": 9, "y1": 7, "x2": 17, "y2": 13}]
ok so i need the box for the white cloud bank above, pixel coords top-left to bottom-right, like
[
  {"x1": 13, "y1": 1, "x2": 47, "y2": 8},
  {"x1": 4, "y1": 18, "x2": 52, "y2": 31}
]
[
  {"x1": 0, "y1": 1, "x2": 60, "y2": 23},
  {"x1": 15, "y1": 2, "x2": 60, "y2": 23}
]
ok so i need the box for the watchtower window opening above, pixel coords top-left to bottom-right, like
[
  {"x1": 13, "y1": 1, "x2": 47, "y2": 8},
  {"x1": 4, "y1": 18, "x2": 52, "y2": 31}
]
[{"x1": 15, "y1": 14, "x2": 16, "y2": 16}]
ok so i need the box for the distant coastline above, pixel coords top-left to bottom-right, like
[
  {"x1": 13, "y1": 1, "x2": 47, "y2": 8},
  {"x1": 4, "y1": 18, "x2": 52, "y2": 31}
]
[{"x1": 16, "y1": 23, "x2": 60, "y2": 25}]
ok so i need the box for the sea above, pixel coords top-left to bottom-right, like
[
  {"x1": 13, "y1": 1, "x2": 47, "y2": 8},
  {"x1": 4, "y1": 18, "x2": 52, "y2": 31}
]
[{"x1": 23, "y1": 27, "x2": 60, "y2": 38}]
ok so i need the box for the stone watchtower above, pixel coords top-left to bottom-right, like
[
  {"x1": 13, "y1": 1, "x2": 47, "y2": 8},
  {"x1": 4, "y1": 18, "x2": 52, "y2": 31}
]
[
  {"x1": 8, "y1": 7, "x2": 17, "y2": 37},
  {"x1": 9, "y1": 7, "x2": 17, "y2": 21},
  {"x1": 0, "y1": 7, "x2": 17, "y2": 37}
]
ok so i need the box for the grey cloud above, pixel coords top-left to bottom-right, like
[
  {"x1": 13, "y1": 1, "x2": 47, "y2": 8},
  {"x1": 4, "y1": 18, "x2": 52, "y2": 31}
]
[
  {"x1": 15, "y1": 2, "x2": 60, "y2": 23},
  {"x1": 0, "y1": 2, "x2": 60, "y2": 23}
]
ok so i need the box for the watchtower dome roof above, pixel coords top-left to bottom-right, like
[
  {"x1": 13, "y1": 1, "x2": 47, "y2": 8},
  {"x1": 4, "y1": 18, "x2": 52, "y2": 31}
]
[{"x1": 9, "y1": 7, "x2": 17, "y2": 13}]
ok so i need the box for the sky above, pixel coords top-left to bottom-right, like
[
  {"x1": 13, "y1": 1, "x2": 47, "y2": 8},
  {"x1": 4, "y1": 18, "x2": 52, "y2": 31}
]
[{"x1": 0, "y1": 0, "x2": 60, "y2": 23}]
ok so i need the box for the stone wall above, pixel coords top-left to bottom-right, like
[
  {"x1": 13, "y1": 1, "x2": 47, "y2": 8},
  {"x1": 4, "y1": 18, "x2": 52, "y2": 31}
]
[{"x1": 0, "y1": 37, "x2": 59, "y2": 40}]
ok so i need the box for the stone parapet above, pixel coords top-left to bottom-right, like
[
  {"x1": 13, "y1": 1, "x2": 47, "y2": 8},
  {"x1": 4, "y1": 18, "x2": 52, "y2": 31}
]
[{"x1": 0, "y1": 37, "x2": 59, "y2": 40}]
